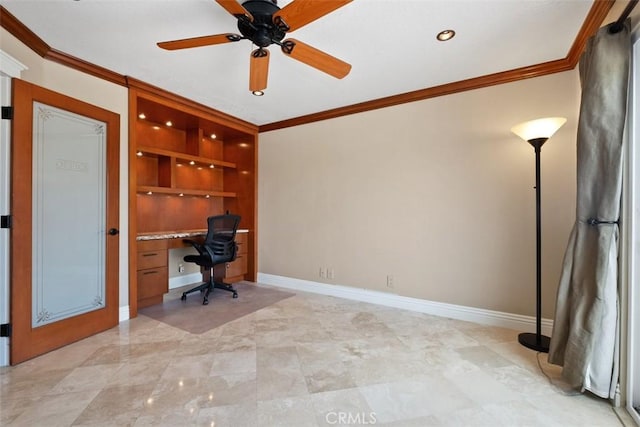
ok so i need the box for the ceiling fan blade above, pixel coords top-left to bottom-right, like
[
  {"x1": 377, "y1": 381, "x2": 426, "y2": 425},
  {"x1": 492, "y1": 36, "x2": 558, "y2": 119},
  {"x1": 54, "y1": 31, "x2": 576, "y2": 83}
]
[
  {"x1": 250, "y1": 49, "x2": 270, "y2": 92},
  {"x1": 157, "y1": 33, "x2": 242, "y2": 50},
  {"x1": 281, "y1": 39, "x2": 351, "y2": 79},
  {"x1": 216, "y1": 0, "x2": 253, "y2": 21},
  {"x1": 274, "y1": 0, "x2": 352, "y2": 32}
]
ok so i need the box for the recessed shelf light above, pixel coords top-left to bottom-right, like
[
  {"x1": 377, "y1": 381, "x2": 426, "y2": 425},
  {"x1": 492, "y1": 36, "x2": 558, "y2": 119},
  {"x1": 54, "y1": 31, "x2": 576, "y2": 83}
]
[
  {"x1": 205, "y1": 195, "x2": 210, "y2": 198},
  {"x1": 179, "y1": 193, "x2": 184, "y2": 197},
  {"x1": 176, "y1": 163, "x2": 183, "y2": 167},
  {"x1": 152, "y1": 126, "x2": 160, "y2": 130},
  {"x1": 165, "y1": 121, "x2": 172, "y2": 127},
  {"x1": 197, "y1": 167, "x2": 203, "y2": 170},
  {"x1": 136, "y1": 151, "x2": 143, "y2": 157},
  {"x1": 138, "y1": 113, "x2": 146, "y2": 119},
  {"x1": 238, "y1": 143, "x2": 249, "y2": 148},
  {"x1": 189, "y1": 160, "x2": 195, "y2": 165},
  {"x1": 436, "y1": 29, "x2": 455, "y2": 41},
  {"x1": 211, "y1": 133, "x2": 217, "y2": 139},
  {"x1": 146, "y1": 191, "x2": 153, "y2": 195},
  {"x1": 209, "y1": 164, "x2": 215, "y2": 169}
]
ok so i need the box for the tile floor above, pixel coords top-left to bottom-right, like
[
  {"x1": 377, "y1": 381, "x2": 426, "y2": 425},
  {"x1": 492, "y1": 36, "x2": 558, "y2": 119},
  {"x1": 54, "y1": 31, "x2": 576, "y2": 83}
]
[{"x1": 0, "y1": 283, "x2": 625, "y2": 426}]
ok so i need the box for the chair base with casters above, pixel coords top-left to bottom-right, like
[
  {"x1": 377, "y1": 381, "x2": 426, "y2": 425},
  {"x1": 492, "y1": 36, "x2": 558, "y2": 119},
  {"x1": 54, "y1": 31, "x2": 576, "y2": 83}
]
[
  {"x1": 181, "y1": 214, "x2": 242, "y2": 305},
  {"x1": 180, "y1": 269, "x2": 238, "y2": 305}
]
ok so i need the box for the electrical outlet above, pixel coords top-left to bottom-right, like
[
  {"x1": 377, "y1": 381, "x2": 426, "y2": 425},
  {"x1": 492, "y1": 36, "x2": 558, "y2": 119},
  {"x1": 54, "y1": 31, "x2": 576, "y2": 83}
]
[
  {"x1": 178, "y1": 264, "x2": 185, "y2": 273},
  {"x1": 319, "y1": 267, "x2": 326, "y2": 278},
  {"x1": 386, "y1": 275, "x2": 394, "y2": 288},
  {"x1": 328, "y1": 268, "x2": 334, "y2": 279}
]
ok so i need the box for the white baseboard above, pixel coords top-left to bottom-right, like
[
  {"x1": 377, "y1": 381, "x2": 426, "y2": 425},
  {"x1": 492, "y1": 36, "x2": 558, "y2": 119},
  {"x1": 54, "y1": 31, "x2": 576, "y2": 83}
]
[
  {"x1": 169, "y1": 273, "x2": 202, "y2": 290},
  {"x1": 119, "y1": 305, "x2": 130, "y2": 322},
  {"x1": 257, "y1": 273, "x2": 553, "y2": 335}
]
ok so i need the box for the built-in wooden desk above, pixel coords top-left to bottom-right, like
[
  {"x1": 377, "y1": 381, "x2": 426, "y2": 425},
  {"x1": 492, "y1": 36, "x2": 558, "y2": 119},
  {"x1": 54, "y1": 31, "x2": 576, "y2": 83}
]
[{"x1": 135, "y1": 229, "x2": 249, "y2": 308}]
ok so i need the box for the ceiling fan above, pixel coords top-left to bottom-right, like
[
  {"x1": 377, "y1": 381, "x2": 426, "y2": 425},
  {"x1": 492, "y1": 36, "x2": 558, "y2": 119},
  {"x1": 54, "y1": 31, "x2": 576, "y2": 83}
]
[{"x1": 157, "y1": 0, "x2": 353, "y2": 96}]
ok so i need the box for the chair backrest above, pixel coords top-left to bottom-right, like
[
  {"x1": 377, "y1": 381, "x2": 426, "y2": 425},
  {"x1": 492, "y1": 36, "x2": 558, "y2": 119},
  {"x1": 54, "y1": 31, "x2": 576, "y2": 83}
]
[{"x1": 203, "y1": 214, "x2": 241, "y2": 262}]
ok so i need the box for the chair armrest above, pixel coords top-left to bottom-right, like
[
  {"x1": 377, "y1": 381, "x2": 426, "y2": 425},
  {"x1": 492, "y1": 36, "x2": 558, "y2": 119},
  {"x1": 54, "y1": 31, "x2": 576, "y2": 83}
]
[{"x1": 183, "y1": 239, "x2": 205, "y2": 255}]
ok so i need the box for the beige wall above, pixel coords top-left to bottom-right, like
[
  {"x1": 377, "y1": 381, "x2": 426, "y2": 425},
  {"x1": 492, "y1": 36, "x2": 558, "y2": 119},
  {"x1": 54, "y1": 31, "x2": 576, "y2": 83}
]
[
  {"x1": 0, "y1": 28, "x2": 130, "y2": 308},
  {"x1": 259, "y1": 70, "x2": 580, "y2": 319}
]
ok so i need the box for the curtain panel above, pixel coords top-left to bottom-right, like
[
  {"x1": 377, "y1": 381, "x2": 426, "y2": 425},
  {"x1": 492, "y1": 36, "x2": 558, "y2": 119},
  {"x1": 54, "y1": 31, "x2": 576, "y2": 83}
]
[{"x1": 548, "y1": 21, "x2": 630, "y2": 399}]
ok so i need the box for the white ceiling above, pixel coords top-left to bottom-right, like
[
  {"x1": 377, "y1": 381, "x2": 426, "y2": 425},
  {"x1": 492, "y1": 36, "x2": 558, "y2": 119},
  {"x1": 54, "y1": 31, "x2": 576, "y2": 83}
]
[{"x1": 0, "y1": 0, "x2": 621, "y2": 126}]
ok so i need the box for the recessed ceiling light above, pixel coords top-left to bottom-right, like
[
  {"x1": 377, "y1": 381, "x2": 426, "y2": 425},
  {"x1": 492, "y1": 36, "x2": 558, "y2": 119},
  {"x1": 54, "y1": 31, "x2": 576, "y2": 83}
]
[
  {"x1": 252, "y1": 90, "x2": 264, "y2": 96},
  {"x1": 436, "y1": 29, "x2": 455, "y2": 41}
]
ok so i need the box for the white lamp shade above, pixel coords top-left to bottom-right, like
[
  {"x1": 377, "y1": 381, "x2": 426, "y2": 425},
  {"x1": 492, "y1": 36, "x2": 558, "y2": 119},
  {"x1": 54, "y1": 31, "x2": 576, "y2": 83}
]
[{"x1": 511, "y1": 117, "x2": 567, "y2": 142}]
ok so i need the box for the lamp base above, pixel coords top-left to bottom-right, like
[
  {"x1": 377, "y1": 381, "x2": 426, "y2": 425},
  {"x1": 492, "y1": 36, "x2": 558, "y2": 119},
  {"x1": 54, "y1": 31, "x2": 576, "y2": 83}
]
[{"x1": 518, "y1": 332, "x2": 550, "y2": 353}]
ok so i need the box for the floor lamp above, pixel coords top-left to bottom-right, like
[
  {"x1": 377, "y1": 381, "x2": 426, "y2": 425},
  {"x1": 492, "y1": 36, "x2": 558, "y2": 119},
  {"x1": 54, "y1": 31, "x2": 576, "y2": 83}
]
[{"x1": 511, "y1": 117, "x2": 567, "y2": 353}]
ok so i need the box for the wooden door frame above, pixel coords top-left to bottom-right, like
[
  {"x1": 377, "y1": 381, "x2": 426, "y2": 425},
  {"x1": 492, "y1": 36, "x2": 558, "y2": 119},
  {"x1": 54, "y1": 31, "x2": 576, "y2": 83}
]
[{"x1": 10, "y1": 79, "x2": 120, "y2": 364}]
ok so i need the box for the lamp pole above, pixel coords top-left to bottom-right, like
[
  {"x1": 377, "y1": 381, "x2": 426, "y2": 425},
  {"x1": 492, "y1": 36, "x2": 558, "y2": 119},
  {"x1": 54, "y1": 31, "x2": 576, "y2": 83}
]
[
  {"x1": 511, "y1": 117, "x2": 565, "y2": 353},
  {"x1": 518, "y1": 137, "x2": 551, "y2": 352}
]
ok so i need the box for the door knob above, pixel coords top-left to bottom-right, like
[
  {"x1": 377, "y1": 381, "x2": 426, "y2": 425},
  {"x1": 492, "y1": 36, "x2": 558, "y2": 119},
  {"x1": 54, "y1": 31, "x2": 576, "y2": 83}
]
[{"x1": 108, "y1": 228, "x2": 119, "y2": 235}]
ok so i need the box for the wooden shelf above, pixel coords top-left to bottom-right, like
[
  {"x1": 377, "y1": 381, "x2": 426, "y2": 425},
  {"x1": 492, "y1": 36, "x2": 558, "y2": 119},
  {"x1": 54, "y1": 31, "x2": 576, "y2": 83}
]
[
  {"x1": 137, "y1": 145, "x2": 237, "y2": 169},
  {"x1": 129, "y1": 84, "x2": 258, "y2": 318},
  {"x1": 137, "y1": 186, "x2": 237, "y2": 198}
]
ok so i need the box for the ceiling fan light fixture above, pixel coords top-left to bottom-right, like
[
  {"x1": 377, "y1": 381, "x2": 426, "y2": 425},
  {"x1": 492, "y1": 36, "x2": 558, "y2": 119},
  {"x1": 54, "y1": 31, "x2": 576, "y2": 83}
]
[{"x1": 436, "y1": 29, "x2": 455, "y2": 41}]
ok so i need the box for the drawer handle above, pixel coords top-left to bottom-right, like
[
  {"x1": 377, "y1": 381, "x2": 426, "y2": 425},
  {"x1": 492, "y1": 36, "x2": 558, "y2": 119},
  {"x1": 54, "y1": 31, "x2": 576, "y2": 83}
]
[
  {"x1": 142, "y1": 253, "x2": 158, "y2": 257},
  {"x1": 143, "y1": 271, "x2": 159, "y2": 275}
]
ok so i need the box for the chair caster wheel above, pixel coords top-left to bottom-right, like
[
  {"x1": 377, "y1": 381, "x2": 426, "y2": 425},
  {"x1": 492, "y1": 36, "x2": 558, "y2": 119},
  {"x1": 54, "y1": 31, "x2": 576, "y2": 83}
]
[
  {"x1": 181, "y1": 294, "x2": 187, "y2": 301},
  {"x1": 232, "y1": 293, "x2": 238, "y2": 299}
]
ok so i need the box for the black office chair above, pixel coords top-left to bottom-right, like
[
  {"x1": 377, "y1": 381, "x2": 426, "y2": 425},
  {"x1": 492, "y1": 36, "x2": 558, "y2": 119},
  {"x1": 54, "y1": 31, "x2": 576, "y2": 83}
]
[{"x1": 181, "y1": 214, "x2": 241, "y2": 305}]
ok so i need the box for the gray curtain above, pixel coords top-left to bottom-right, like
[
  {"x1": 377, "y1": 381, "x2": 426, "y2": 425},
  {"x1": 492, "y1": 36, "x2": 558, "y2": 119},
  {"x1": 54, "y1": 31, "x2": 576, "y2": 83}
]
[{"x1": 548, "y1": 21, "x2": 630, "y2": 399}]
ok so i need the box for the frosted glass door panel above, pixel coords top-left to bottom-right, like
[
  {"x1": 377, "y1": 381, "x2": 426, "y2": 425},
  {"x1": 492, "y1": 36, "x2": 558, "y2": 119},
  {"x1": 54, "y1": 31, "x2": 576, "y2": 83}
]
[{"x1": 31, "y1": 102, "x2": 106, "y2": 327}]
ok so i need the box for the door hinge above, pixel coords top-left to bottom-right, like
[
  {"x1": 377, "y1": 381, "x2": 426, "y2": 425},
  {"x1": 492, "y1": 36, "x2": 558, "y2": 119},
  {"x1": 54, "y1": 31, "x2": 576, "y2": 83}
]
[
  {"x1": 0, "y1": 215, "x2": 11, "y2": 229},
  {"x1": 0, "y1": 323, "x2": 10, "y2": 338},
  {"x1": 1, "y1": 106, "x2": 13, "y2": 120}
]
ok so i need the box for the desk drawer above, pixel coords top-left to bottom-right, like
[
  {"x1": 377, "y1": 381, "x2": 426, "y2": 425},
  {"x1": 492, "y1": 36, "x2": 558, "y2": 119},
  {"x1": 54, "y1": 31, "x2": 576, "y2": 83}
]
[
  {"x1": 137, "y1": 249, "x2": 167, "y2": 270},
  {"x1": 137, "y1": 239, "x2": 167, "y2": 252},
  {"x1": 225, "y1": 255, "x2": 248, "y2": 278},
  {"x1": 137, "y1": 267, "x2": 168, "y2": 299}
]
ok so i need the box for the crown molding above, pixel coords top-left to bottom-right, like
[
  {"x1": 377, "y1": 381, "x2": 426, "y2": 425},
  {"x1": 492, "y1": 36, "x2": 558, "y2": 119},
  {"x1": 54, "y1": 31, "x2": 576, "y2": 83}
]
[
  {"x1": 0, "y1": 6, "x2": 126, "y2": 86},
  {"x1": 259, "y1": 0, "x2": 614, "y2": 133}
]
